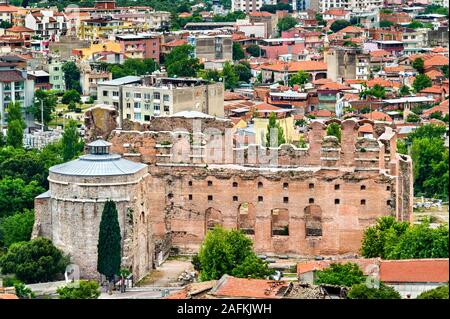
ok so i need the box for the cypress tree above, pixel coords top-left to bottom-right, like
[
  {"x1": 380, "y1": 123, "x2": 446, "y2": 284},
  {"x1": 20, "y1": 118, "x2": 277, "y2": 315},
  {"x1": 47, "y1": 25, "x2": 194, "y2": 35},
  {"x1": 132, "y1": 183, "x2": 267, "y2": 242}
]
[
  {"x1": 97, "y1": 200, "x2": 122, "y2": 282},
  {"x1": 265, "y1": 112, "x2": 286, "y2": 147},
  {"x1": 6, "y1": 101, "x2": 25, "y2": 148}
]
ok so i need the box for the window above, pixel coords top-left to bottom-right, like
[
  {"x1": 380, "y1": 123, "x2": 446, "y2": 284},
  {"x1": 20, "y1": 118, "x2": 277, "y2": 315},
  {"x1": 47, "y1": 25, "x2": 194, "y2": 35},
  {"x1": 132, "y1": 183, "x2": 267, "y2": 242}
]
[
  {"x1": 335, "y1": 199, "x2": 340, "y2": 204},
  {"x1": 386, "y1": 186, "x2": 391, "y2": 191},
  {"x1": 134, "y1": 102, "x2": 141, "y2": 108},
  {"x1": 53, "y1": 76, "x2": 59, "y2": 80},
  {"x1": 134, "y1": 93, "x2": 141, "y2": 99},
  {"x1": 387, "y1": 200, "x2": 392, "y2": 206},
  {"x1": 360, "y1": 185, "x2": 366, "y2": 190},
  {"x1": 361, "y1": 199, "x2": 366, "y2": 205},
  {"x1": 335, "y1": 184, "x2": 340, "y2": 190},
  {"x1": 144, "y1": 93, "x2": 151, "y2": 100},
  {"x1": 208, "y1": 181, "x2": 213, "y2": 186},
  {"x1": 167, "y1": 193, "x2": 173, "y2": 200},
  {"x1": 163, "y1": 94, "x2": 169, "y2": 102},
  {"x1": 153, "y1": 92, "x2": 160, "y2": 100},
  {"x1": 126, "y1": 114, "x2": 131, "y2": 119},
  {"x1": 144, "y1": 115, "x2": 150, "y2": 121},
  {"x1": 113, "y1": 91, "x2": 119, "y2": 97},
  {"x1": 232, "y1": 182, "x2": 238, "y2": 187},
  {"x1": 283, "y1": 197, "x2": 289, "y2": 203},
  {"x1": 134, "y1": 113, "x2": 141, "y2": 120},
  {"x1": 144, "y1": 103, "x2": 151, "y2": 110},
  {"x1": 283, "y1": 183, "x2": 288, "y2": 189},
  {"x1": 164, "y1": 105, "x2": 170, "y2": 112},
  {"x1": 309, "y1": 183, "x2": 314, "y2": 189},
  {"x1": 258, "y1": 182, "x2": 263, "y2": 188},
  {"x1": 102, "y1": 90, "x2": 108, "y2": 97},
  {"x1": 125, "y1": 92, "x2": 131, "y2": 98},
  {"x1": 258, "y1": 196, "x2": 263, "y2": 202},
  {"x1": 309, "y1": 198, "x2": 314, "y2": 204},
  {"x1": 188, "y1": 181, "x2": 193, "y2": 186},
  {"x1": 188, "y1": 194, "x2": 192, "y2": 201},
  {"x1": 154, "y1": 104, "x2": 160, "y2": 111},
  {"x1": 126, "y1": 103, "x2": 131, "y2": 108},
  {"x1": 233, "y1": 196, "x2": 238, "y2": 202},
  {"x1": 208, "y1": 195, "x2": 213, "y2": 201}
]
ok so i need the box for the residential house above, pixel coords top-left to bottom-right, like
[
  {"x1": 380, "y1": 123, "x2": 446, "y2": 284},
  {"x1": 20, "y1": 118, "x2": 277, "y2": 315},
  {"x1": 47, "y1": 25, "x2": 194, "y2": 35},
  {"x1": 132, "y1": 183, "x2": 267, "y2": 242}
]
[
  {"x1": 116, "y1": 33, "x2": 161, "y2": 62},
  {"x1": 261, "y1": 61, "x2": 327, "y2": 84}
]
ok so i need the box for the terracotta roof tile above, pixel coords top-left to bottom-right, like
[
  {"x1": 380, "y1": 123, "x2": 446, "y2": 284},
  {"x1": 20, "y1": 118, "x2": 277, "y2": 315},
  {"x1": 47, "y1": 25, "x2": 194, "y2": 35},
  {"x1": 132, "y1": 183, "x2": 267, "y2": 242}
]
[
  {"x1": 6, "y1": 25, "x2": 34, "y2": 32},
  {"x1": 425, "y1": 69, "x2": 444, "y2": 79},
  {"x1": 362, "y1": 111, "x2": 393, "y2": 122},
  {"x1": 0, "y1": 70, "x2": 25, "y2": 83},
  {"x1": 424, "y1": 55, "x2": 449, "y2": 67},
  {"x1": 380, "y1": 259, "x2": 449, "y2": 283},
  {"x1": 338, "y1": 26, "x2": 364, "y2": 34},
  {"x1": 420, "y1": 85, "x2": 445, "y2": 94},
  {"x1": 297, "y1": 258, "x2": 380, "y2": 275},
  {"x1": 262, "y1": 60, "x2": 327, "y2": 72},
  {"x1": 164, "y1": 39, "x2": 187, "y2": 47}
]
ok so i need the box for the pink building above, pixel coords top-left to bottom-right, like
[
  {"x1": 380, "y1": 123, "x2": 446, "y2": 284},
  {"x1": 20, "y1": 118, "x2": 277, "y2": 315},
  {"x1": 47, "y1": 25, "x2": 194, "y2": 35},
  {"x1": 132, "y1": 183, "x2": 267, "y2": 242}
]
[
  {"x1": 116, "y1": 33, "x2": 161, "y2": 62},
  {"x1": 260, "y1": 38, "x2": 305, "y2": 59}
]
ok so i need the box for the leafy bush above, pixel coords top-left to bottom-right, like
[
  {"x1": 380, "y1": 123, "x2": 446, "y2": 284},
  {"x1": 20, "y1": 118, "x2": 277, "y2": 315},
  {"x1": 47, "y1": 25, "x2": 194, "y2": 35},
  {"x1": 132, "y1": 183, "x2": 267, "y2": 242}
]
[
  {"x1": 417, "y1": 285, "x2": 449, "y2": 299},
  {"x1": 0, "y1": 209, "x2": 34, "y2": 248},
  {"x1": 314, "y1": 263, "x2": 365, "y2": 287},
  {"x1": 57, "y1": 280, "x2": 101, "y2": 299},
  {"x1": 0, "y1": 237, "x2": 69, "y2": 283},
  {"x1": 348, "y1": 283, "x2": 401, "y2": 299},
  {"x1": 14, "y1": 282, "x2": 35, "y2": 299}
]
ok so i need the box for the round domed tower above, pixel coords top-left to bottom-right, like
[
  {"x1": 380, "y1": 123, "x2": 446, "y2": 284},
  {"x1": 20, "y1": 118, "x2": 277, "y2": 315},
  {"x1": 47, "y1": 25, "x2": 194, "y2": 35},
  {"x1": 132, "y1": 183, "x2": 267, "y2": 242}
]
[{"x1": 33, "y1": 139, "x2": 152, "y2": 280}]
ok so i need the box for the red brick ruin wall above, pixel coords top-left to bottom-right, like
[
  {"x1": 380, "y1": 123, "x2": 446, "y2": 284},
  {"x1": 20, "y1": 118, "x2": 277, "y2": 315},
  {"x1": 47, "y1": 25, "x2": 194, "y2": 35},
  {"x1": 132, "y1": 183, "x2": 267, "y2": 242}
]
[{"x1": 102, "y1": 117, "x2": 413, "y2": 257}]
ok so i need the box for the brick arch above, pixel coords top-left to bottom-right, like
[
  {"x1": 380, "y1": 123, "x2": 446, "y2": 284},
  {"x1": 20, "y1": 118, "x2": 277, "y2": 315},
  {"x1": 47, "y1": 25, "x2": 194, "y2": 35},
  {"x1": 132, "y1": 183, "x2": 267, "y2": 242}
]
[
  {"x1": 304, "y1": 205, "x2": 323, "y2": 237},
  {"x1": 238, "y1": 202, "x2": 255, "y2": 235},
  {"x1": 271, "y1": 208, "x2": 289, "y2": 236},
  {"x1": 205, "y1": 207, "x2": 223, "y2": 233}
]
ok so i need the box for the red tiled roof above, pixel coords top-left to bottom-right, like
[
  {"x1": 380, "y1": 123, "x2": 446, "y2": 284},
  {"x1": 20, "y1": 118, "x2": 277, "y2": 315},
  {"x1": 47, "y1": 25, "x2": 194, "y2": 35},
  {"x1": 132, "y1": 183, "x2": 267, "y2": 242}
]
[
  {"x1": 366, "y1": 78, "x2": 399, "y2": 88},
  {"x1": 384, "y1": 66, "x2": 405, "y2": 73},
  {"x1": 370, "y1": 50, "x2": 391, "y2": 57},
  {"x1": 0, "y1": 293, "x2": 19, "y2": 299},
  {"x1": 0, "y1": 5, "x2": 19, "y2": 13},
  {"x1": 359, "y1": 123, "x2": 374, "y2": 133},
  {"x1": 323, "y1": 9, "x2": 349, "y2": 16},
  {"x1": 6, "y1": 25, "x2": 34, "y2": 32},
  {"x1": 224, "y1": 91, "x2": 249, "y2": 101},
  {"x1": 420, "y1": 85, "x2": 445, "y2": 94},
  {"x1": 362, "y1": 111, "x2": 393, "y2": 122},
  {"x1": 313, "y1": 109, "x2": 334, "y2": 117},
  {"x1": 425, "y1": 69, "x2": 444, "y2": 80},
  {"x1": 338, "y1": 26, "x2": 364, "y2": 34},
  {"x1": 0, "y1": 70, "x2": 25, "y2": 83},
  {"x1": 424, "y1": 55, "x2": 449, "y2": 68},
  {"x1": 254, "y1": 103, "x2": 285, "y2": 111},
  {"x1": 164, "y1": 39, "x2": 187, "y2": 47},
  {"x1": 261, "y1": 60, "x2": 327, "y2": 72},
  {"x1": 380, "y1": 259, "x2": 449, "y2": 283},
  {"x1": 178, "y1": 12, "x2": 192, "y2": 18},
  {"x1": 319, "y1": 82, "x2": 351, "y2": 90},
  {"x1": 313, "y1": 78, "x2": 333, "y2": 85},
  {"x1": 297, "y1": 258, "x2": 380, "y2": 275},
  {"x1": 422, "y1": 99, "x2": 449, "y2": 116},
  {"x1": 249, "y1": 11, "x2": 272, "y2": 17},
  {"x1": 211, "y1": 275, "x2": 288, "y2": 299}
]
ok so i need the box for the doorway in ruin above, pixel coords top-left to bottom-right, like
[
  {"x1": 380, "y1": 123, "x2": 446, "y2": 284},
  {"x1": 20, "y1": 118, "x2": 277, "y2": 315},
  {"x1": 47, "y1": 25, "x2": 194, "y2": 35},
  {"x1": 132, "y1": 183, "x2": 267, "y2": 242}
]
[
  {"x1": 205, "y1": 207, "x2": 223, "y2": 233},
  {"x1": 271, "y1": 208, "x2": 289, "y2": 236},
  {"x1": 238, "y1": 202, "x2": 256, "y2": 235},
  {"x1": 304, "y1": 205, "x2": 323, "y2": 237}
]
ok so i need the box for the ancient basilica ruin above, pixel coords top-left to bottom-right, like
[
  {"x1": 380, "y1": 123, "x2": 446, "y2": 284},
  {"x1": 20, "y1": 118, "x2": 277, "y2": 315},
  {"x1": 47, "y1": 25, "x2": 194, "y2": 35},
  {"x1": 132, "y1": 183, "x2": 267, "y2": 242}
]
[{"x1": 33, "y1": 107, "x2": 413, "y2": 280}]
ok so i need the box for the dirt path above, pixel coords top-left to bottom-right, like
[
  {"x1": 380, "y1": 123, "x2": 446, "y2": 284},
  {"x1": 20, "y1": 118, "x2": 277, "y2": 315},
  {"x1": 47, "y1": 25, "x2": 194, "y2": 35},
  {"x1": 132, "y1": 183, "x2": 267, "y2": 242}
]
[{"x1": 136, "y1": 257, "x2": 194, "y2": 287}]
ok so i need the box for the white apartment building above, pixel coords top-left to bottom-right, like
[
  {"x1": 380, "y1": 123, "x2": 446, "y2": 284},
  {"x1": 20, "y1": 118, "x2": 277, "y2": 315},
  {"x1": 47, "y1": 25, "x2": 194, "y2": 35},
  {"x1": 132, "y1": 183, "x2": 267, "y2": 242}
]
[
  {"x1": 25, "y1": 10, "x2": 68, "y2": 41},
  {"x1": 319, "y1": 0, "x2": 383, "y2": 12},
  {"x1": 231, "y1": 0, "x2": 277, "y2": 13},
  {"x1": 97, "y1": 76, "x2": 224, "y2": 123}
]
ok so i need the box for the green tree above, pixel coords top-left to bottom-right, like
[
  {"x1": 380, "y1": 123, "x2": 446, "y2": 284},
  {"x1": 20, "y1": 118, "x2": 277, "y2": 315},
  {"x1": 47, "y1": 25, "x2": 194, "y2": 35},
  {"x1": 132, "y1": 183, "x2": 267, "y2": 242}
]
[
  {"x1": 265, "y1": 112, "x2": 286, "y2": 147},
  {"x1": 412, "y1": 57, "x2": 425, "y2": 74},
  {"x1": 441, "y1": 65, "x2": 449, "y2": 78},
  {"x1": 316, "y1": 13, "x2": 326, "y2": 26},
  {"x1": 68, "y1": 100, "x2": 77, "y2": 112},
  {"x1": 234, "y1": 62, "x2": 252, "y2": 83},
  {"x1": 361, "y1": 216, "x2": 409, "y2": 258},
  {"x1": 246, "y1": 44, "x2": 261, "y2": 57},
  {"x1": 379, "y1": 20, "x2": 394, "y2": 28},
  {"x1": 198, "y1": 227, "x2": 273, "y2": 281},
  {"x1": 14, "y1": 282, "x2": 35, "y2": 299},
  {"x1": 277, "y1": 16, "x2": 298, "y2": 32},
  {"x1": 5, "y1": 101, "x2": 25, "y2": 148},
  {"x1": 413, "y1": 74, "x2": 432, "y2": 92},
  {"x1": 326, "y1": 122, "x2": 342, "y2": 142},
  {"x1": 62, "y1": 61, "x2": 81, "y2": 92},
  {"x1": 97, "y1": 200, "x2": 122, "y2": 282},
  {"x1": 315, "y1": 263, "x2": 365, "y2": 287},
  {"x1": 408, "y1": 20, "x2": 424, "y2": 29},
  {"x1": 61, "y1": 89, "x2": 81, "y2": 105},
  {"x1": 164, "y1": 44, "x2": 202, "y2": 77},
  {"x1": 407, "y1": 123, "x2": 446, "y2": 142},
  {"x1": 359, "y1": 84, "x2": 386, "y2": 100},
  {"x1": 62, "y1": 120, "x2": 84, "y2": 162},
  {"x1": 0, "y1": 237, "x2": 69, "y2": 283},
  {"x1": 406, "y1": 113, "x2": 420, "y2": 123},
  {"x1": 0, "y1": 178, "x2": 44, "y2": 219},
  {"x1": 31, "y1": 89, "x2": 57, "y2": 126},
  {"x1": 417, "y1": 285, "x2": 449, "y2": 299},
  {"x1": 222, "y1": 61, "x2": 239, "y2": 90},
  {"x1": 0, "y1": 209, "x2": 34, "y2": 248},
  {"x1": 330, "y1": 20, "x2": 351, "y2": 33},
  {"x1": 57, "y1": 280, "x2": 101, "y2": 299},
  {"x1": 348, "y1": 283, "x2": 401, "y2": 299},
  {"x1": 198, "y1": 68, "x2": 221, "y2": 82},
  {"x1": 232, "y1": 42, "x2": 245, "y2": 61},
  {"x1": 288, "y1": 70, "x2": 309, "y2": 89},
  {"x1": 398, "y1": 85, "x2": 411, "y2": 97},
  {"x1": 411, "y1": 136, "x2": 448, "y2": 199}
]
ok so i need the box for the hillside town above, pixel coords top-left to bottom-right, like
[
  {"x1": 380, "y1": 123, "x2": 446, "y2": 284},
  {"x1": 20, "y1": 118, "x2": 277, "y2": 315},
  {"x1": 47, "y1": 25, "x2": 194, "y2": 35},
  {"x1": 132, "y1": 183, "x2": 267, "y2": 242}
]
[{"x1": 0, "y1": 0, "x2": 448, "y2": 301}]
